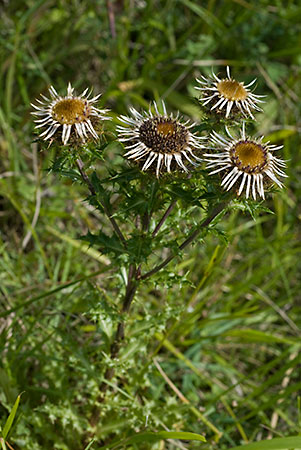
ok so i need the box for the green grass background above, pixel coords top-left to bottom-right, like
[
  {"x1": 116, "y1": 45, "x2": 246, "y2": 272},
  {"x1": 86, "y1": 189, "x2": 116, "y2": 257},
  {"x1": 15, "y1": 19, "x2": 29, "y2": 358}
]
[{"x1": 0, "y1": 0, "x2": 301, "y2": 449}]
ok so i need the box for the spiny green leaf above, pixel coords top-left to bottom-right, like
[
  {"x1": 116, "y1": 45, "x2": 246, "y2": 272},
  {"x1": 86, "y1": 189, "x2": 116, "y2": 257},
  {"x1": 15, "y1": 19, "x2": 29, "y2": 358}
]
[{"x1": 80, "y1": 231, "x2": 125, "y2": 257}]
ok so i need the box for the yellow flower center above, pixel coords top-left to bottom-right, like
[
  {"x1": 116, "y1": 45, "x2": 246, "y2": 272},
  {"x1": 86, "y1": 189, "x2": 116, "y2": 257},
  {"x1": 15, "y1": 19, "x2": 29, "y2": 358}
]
[
  {"x1": 157, "y1": 122, "x2": 175, "y2": 136},
  {"x1": 217, "y1": 80, "x2": 247, "y2": 101},
  {"x1": 231, "y1": 141, "x2": 267, "y2": 173},
  {"x1": 52, "y1": 98, "x2": 90, "y2": 125}
]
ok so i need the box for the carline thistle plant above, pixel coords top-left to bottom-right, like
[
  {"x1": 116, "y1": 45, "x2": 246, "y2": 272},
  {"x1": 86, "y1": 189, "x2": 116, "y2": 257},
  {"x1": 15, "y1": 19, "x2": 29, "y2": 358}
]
[{"x1": 32, "y1": 69, "x2": 287, "y2": 419}]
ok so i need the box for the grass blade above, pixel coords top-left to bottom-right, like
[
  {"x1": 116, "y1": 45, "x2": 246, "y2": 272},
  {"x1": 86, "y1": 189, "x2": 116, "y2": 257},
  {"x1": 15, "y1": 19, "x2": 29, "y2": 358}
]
[
  {"x1": 230, "y1": 436, "x2": 301, "y2": 450},
  {"x1": 0, "y1": 438, "x2": 7, "y2": 450},
  {"x1": 1, "y1": 394, "x2": 22, "y2": 440},
  {"x1": 84, "y1": 438, "x2": 96, "y2": 450},
  {"x1": 100, "y1": 431, "x2": 206, "y2": 449}
]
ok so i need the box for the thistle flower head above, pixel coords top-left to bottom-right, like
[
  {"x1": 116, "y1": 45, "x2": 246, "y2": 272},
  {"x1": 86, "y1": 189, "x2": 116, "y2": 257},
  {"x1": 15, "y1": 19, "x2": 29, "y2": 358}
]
[
  {"x1": 204, "y1": 124, "x2": 287, "y2": 200},
  {"x1": 116, "y1": 101, "x2": 204, "y2": 177},
  {"x1": 31, "y1": 83, "x2": 110, "y2": 146},
  {"x1": 195, "y1": 66, "x2": 265, "y2": 119}
]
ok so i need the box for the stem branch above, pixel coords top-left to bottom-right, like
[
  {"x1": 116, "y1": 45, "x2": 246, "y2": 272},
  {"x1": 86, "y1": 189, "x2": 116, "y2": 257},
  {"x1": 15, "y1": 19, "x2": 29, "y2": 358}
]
[
  {"x1": 100, "y1": 263, "x2": 138, "y2": 391},
  {"x1": 152, "y1": 200, "x2": 177, "y2": 237},
  {"x1": 141, "y1": 203, "x2": 226, "y2": 281},
  {"x1": 76, "y1": 158, "x2": 96, "y2": 195},
  {"x1": 76, "y1": 158, "x2": 127, "y2": 246},
  {"x1": 110, "y1": 263, "x2": 137, "y2": 358}
]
